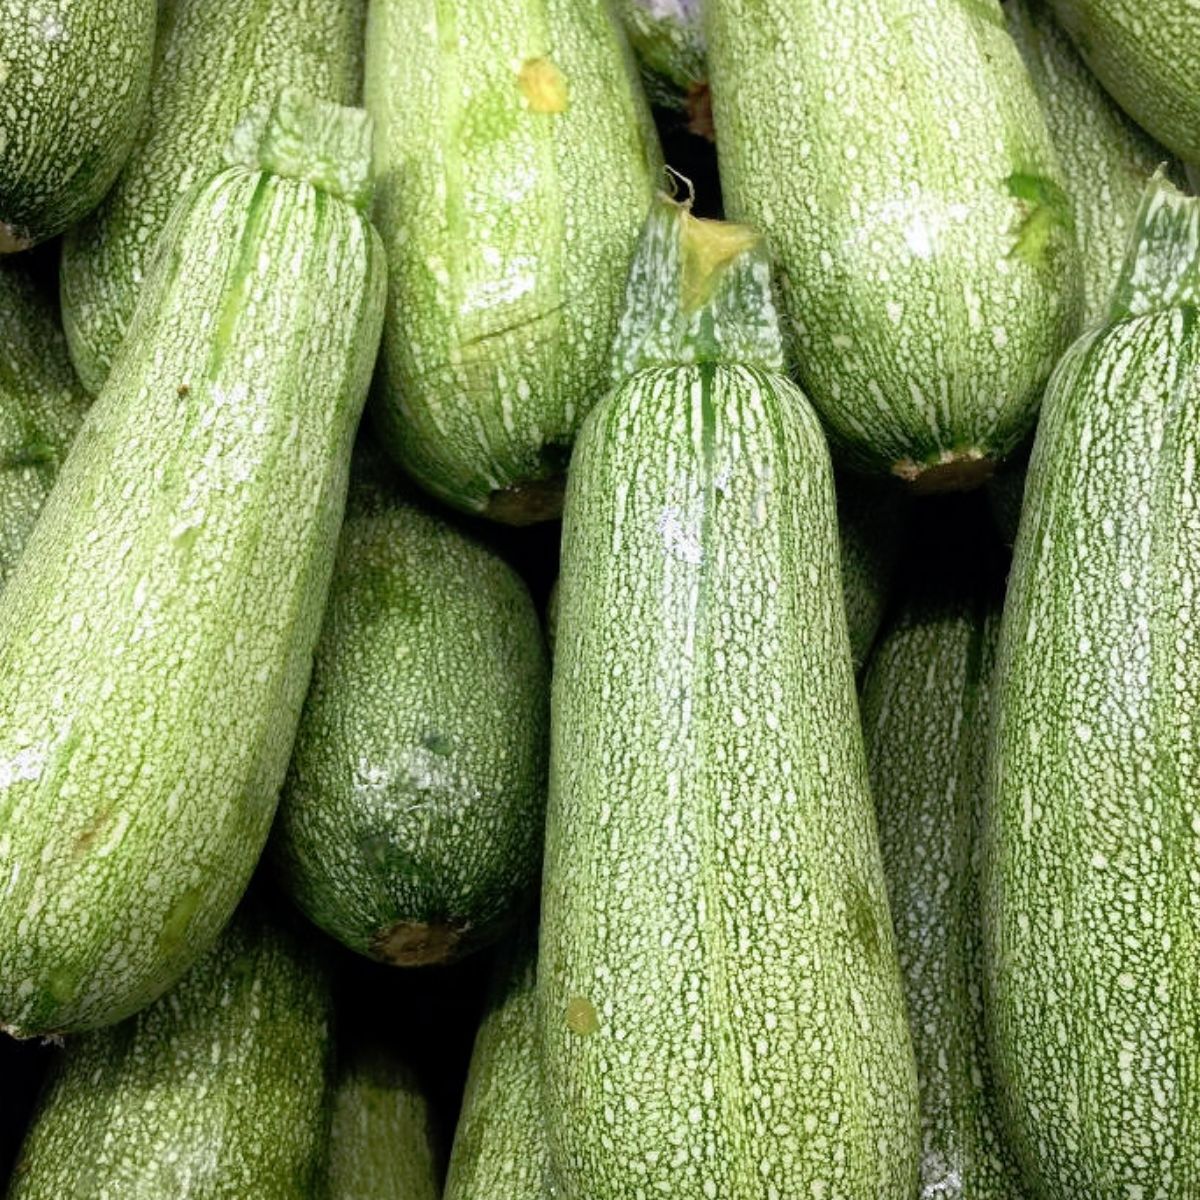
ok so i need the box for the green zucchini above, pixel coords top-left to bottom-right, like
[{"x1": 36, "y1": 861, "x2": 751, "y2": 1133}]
[
  {"x1": 614, "y1": 0, "x2": 710, "y2": 135},
  {"x1": 8, "y1": 904, "x2": 333, "y2": 1199},
  {"x1": 59, "y1": 0, "x2": 366, "y2": 395},
  {"x1": 1049, "y1": 0, "x2": 1200, "y2": 164},
  {"x1": 862, "y1": 579, "x2": 1024, "y2": 1199},
  {"x1": 270, "y1": 466, "x2": 549, "y2": 966},
  {"x1": 0, "y1": 0, "x2": 155, "y2": 251},
  {"x1": 365, "y1": 0, "x2": 661, "y2": 522},
  {"x1": 1006, "y1": 0, "x2": 1179, "y2": 329},
  {"x1": 0, "y1": 91, "x2": 386, "y2": 1039},
  {"x1": 705, "y1": 0, "x2": 1080, "y2": 489},
  {"x1": 0, "y1": 254, "x2": 89, "y2": 588},
  {"x1": 540, "y1": 195, "x2": 918, "y2": 1199},
  {"x1": 983, "y1": 176, "x2": 1200, "y2": 1199},
  {"x1": 444, "y1": 926, "x2": 553, "y2": 1200},
  {"x1": 326, "y1": 1033, "x2": 439, "y2": 1200}
]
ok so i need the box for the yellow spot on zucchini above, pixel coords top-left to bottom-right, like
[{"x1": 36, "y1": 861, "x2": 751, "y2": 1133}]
[
  {"x1": 566, "y1": 995, "x2": 599, "y2": 1035},
  {"x1": 518, "y1": 58, "x2": 568, "y2": 114}
]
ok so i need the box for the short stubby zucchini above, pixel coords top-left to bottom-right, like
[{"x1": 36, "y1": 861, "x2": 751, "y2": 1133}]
[
  {"x1": 60, "y1": 0, "x2": 366, "y2": 395},
  {"x1": 271, "y1": 463, "x2": 549, "y2": 967},
  {"x1": 983, "y1": 177, "x2": 1200, "y2": 1200},
  {"x1": 1050, "y1": 0, "x2": 1200, "y2": 164},
  {"x1": 8, "y1": 904, "x2": 334, "y2": 1200},
  {"x1": 0, "y1": 255, "x2": 89, "y2": 588},
  {"x1": 862, "y1": 581, "x2": 1025, "y2": 1199},
  {"x1": 705, "y1": 0, "x2": 1080, "y2": 489},
  {"x1": 0, "y1": 0, "x2": 155, "y2": 251},
  {"x1": 365, "y1": 0, "x2": 662, "y2": 522},
  {"x1": 0, "y1": 90, "x2": 386, "y2": 1039},
  {"x1": 539, "y1": 195, "x2": 919, "y2": 1199}
]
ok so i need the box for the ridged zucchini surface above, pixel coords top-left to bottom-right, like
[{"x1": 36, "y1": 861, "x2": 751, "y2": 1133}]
[
  {"x1": 705, "y1": 0, "x2": 1080, "y2": 488},
  {"x1": 539, "y1": 196, "x2": 918, "y2": 1199},
  {"x1": 0, "y1": 0, "x2": 155, "y2": 251},
  {"x1": 444, "y1": 926, "x2": 553, "y2": 1200},
  {"x1": 0, "y1": 255, "x2": 89, "y2": 588},
  {"x1": 271, "y1": 467, "x2": 549, "y2": 966},
  {"x1": 983, "y1": 177, "x2": 1200, "y2": 1199},
  {"x1": 365, "y1": 0, "x2": 661, "y2": 522},
  {"x1": 0, "y1": 92, "x2": 386, "y2": 1038},
  {"x1": 60, "y1": 0, "x2": 366, "y2": 394},
  {"x1": 8, "y1": 904, "x2": 334, "y2": 1199},
  {"x1": 862, "y1": 580, "x2": 1025, "y2": 1199}
]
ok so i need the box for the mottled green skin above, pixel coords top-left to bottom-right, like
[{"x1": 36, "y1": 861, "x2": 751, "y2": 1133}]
[
  {"x1": 1006, "y1": 0, "x2": 1178, "y2": 328},
  {"x1": 271, "y1": 477, "x2": 549, "y2": 965},
  {"x1": 0, "y1": 139, "x2": 386, "y2": 1037},
  {"x1": 60, "y1": 0, "x2": 365, "y2": 394},
  {"x1": 365, "y1": 0, "x2": 661, "y2": 520},
  {"x1": 984, "y1": 182, "x2": 1200, "y2": 1198},
  {"x1": 325, "y1": 1042, "x2": 439, "y2": 1200},
  {"x1": 8, "y1": 907, "x2": 333, "y2": 1199},
  {"x1": 0, "y1": 0, "x2": 155, "y2": 250},
  {"x1": 445, "y1": 927, "x2": 554, "y2": 1200},
  {"x1": 862, "y1": 591, "x2": 1025, "y2": 1199},
  {"x1": 0, "y1": 257, "x2": 88, "y2": 587},
  {"x1": 541, "y1": 201, "x2": 918, "y2": 1199},
  {"x1": 706, "y1": 0, "x2": 1080, "y2": 482},
  {"x1": 837, "y1": 473, "x2": 907, "y2": 673},
  {"x1": 615, "y1": 0, "x2": 705, "y2": 111},
  {"x1": 1050, "y1": 0, "x2": 1200, "y2": 165}
]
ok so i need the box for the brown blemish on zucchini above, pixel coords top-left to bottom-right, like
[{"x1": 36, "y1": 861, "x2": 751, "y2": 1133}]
[
  {"x1": 485, "y1": 474, "x2": 565, "y2": 524},
  {"x1": 893, "y1": 448, "x2": 995, "y2": 493},
  {"x1": 0, "y1": 221, "x2": 32, "y2": 254},
  {"x1": 371, "y1": 919, "x2": 468, "y2": 966}
]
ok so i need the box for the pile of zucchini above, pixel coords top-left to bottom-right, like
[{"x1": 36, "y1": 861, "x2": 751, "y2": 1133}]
[{"x1": 0, "y1": 0, "x2": 1196, "y2": 1196}]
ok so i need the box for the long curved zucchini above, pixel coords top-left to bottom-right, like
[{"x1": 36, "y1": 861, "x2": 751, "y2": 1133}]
[
  {"x1": 1006, "y1": 0, "x2": 1178, "y2": 329},
  {"x1": 862, "y1": 582, "x2": 1025, "y2": 1199},
  {"x1": 540, "y1": 195, "x2": 918, "y2": 1199},
  {"x1": 705, "y1": 0, "x2": 1080, "y2": 489},
  {"x1": 0, "y1": 255, "x2": 89, "y2": 588},
  {"x1": 444, "y1": 926, "x2": 553, "y2": 1200},
  {"x1": 59, "y1": 0, "x2": 366, "y2": 395},
  {"x1": 365, "y1": 0, "x2": 661, "y2": 522},
  {"x1": 270, "y1": 465, "x2": 549, "y2": 966},
  {"x1": 1049, "y1": 0, "x2": 1200, "y2": 164},
  {"x1": 983, "y1": 177, "x2": 1200, "y2": 1199},
  {"x1": 0, "y1": 91, "x2": 386, "y2": 1039},
  {"x1": 0, "y1": 0, "x2": 155, "y2": 251},
  {"x1": 8, "y1": 904, "x2": 333, "y2": 1199}
]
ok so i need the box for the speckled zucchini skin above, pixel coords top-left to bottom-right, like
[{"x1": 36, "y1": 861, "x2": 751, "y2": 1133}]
[
  {"x1": 0, "y1": 100, "x2": 386, "y2": 1039},
  {"x1": 1006, "y1": 0, "x2": 1178, "y2": 328},
  {"x1": 705, "y1": 0, "x2": 1080, "y2": 488},
  {"x1": 1050, "y1": 0, "x2": 1200, "y2": 164},
  {"x1": 614, "y1": 0, "x2": 706, "y2": 115},
  {"x1": 862, "y1": 588, "x2": 1025, "y2": 1199},
  {"x1": 59, "y1": 0, "x2": 365, "y2": 395},
  {"x1": 0, "y1": 256, "x2": 89, "y2": 588},
  {"x1": 983, "y1": 179, "x2": 1200, "y2": 1199},
  {"x1": 8, "y1": 906, "x2": 333, "y2": 1199},
  {"x1": 270, "y1": 472, "x2": 549, "y2": 967},
  {"x1": 365, "y1": 0, "x2": 661, "y2": 522},
  {"x1": 0, "y1": 0, "x2": 155, "y2": 251},
  {"x1": 444, "y1": 926, "x2": 553, "y2": 1200},
  {"x1": 539, "y1": 197, "x2": 918, "y2": 1200},
  {"x1": 325, "y1": 1037, "x2": 439, "y2": 1200}
]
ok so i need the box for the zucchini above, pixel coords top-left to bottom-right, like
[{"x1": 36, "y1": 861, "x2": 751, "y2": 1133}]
[
  {"x1": 365, "y1": 0, "x2": 661, "y2": 522},
  {"x1": 8, "y1": 904, "x2": 333, "y2": 1199},
  {"x1": 705, "y1": 0, "x2": 1080, "y2": 489},
  {"x1": 0, "y1": 254, "x2": 89, "y2": 588},
  {"x1": 539, "y1": 195, "x2": 918, "y2": 1199},
  {"x1": 861, "y1": 576, "x2": 1024, "y2": 1199},
  {"x1": 270, "y1": 463, "x2": 549, "y2": 966},
  {"x1": 444, "y1": 926, "x2": 553, "y2": 1200},
  {"x1": 983, "y1": 176, "x2": 1200, "y2": 1199},
  {"x1": 1049, "y1": 0, "x2": 1200, "y2": 164},
  {"x1": 1006, "y1": 0, "x2": 1179, "y2": 329},
  {"x1": 59, "y1": 0, "x2": 366, "y2": 395},
  {"x1": 0, "y1": 0, "x2": 155, "y2": 251},
  {"x1": 614, "y1": 0, "x2": 710, "y2": 136},
  {"x1": 326, "y1": 1032, "x2": 439, "y2": 1200},
  {"x1": 0, "y1": 91, "x2": 386, "y2": 1039}
]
